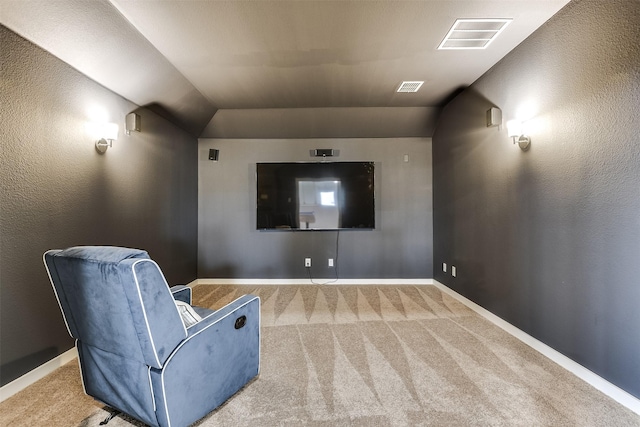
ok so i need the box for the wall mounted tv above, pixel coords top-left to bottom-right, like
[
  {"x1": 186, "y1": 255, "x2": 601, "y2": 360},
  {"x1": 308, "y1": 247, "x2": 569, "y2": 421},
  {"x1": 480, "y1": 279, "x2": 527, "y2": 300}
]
[{"x1": 256, "y1": 162, "x2": 375, "y2": 231}]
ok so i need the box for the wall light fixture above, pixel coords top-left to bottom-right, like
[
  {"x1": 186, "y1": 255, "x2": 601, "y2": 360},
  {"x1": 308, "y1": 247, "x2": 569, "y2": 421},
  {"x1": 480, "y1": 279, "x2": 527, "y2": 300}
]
[
  {"x1": 506, "y1": 120, "x2": 531, "y2": 151},
  {"x1": 92, "y1": 122, "x2": 119, "y2": 154}
]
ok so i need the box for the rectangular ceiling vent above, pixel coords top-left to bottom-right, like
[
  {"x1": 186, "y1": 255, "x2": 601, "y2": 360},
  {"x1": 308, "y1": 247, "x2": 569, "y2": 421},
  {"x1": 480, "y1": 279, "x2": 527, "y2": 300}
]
[
  {"x1": 397, "y1": 81, "x2": 424, "y2": 93},
  {"x1": 438, "y1": 19, "x2": 512, "y2": 50}
]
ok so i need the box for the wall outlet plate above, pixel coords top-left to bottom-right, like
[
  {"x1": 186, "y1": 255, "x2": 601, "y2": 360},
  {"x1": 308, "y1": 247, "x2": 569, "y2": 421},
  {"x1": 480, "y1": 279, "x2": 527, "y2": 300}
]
[{"x1": 305, "y1": 258, "x2": 312, "y2": 267}]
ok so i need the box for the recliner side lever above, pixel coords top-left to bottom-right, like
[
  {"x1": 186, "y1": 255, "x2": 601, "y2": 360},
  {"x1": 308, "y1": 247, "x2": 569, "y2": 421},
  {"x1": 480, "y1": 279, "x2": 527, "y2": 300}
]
[{"x1": 234, "y1": 315, "x2": 247, "y2": 329}]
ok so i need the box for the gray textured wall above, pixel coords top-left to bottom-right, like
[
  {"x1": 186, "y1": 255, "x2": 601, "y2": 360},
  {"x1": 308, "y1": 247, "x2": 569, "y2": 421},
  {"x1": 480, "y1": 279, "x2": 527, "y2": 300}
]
[
  {"x1": 0, "y1": 26, "x2": 198, "y2": 386},
  {"x1": 433, "y1": 0, "x2": 640, "y2": 398},
  {"x1": 201, "y1": 107, "x2": 440, "y2": 139},
  {"x1": 198, "y1": 138, "x2": 433, "y2": 279}
]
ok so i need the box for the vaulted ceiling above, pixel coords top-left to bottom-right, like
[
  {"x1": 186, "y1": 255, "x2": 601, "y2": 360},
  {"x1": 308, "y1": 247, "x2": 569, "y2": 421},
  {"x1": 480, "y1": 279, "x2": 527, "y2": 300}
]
[{"x1": 1, "y1": 0, "x2": 570, "y2": 136}]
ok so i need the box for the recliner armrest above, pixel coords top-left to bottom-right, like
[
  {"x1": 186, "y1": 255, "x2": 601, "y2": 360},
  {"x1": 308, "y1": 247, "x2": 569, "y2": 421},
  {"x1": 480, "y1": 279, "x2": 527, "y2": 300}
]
[
  {"x1": 184, "y1": 294, "x2": 257, "y2": 335},
  {"x1": 151, "y1": 294, "x2": 260, "y2": 427},
  {"x1": 170, "y1": 285, "x2": 191, "y2": 304}
]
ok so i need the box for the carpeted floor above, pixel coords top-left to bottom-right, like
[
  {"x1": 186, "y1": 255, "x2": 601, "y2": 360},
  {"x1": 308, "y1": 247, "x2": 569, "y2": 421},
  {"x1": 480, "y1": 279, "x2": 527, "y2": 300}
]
[{"x1": 1, "y1": 285, "x2": 639, "y2": 426}]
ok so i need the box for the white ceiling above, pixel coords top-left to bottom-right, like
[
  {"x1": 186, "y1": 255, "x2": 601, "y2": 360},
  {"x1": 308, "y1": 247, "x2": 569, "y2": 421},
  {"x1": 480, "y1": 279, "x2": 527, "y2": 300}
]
[{"x1": 1, "y1": 0, "x2": 571, "y2": 135}]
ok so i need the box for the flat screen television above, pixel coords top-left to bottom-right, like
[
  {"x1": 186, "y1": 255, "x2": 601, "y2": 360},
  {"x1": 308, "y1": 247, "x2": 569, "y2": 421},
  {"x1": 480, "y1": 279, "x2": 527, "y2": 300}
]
[{"x1": 256, "y1": 162, "x2": 375, "y2": 230}]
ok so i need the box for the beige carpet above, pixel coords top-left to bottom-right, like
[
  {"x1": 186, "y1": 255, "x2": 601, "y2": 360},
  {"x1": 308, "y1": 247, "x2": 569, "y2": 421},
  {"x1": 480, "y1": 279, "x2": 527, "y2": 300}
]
[{"x1": 1, "y1": 285, "x2": 638, "y2": 426}]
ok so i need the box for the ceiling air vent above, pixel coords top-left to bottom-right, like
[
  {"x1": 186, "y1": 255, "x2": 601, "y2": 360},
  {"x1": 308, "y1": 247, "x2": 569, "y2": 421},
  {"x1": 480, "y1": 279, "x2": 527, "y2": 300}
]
[
  {"x1": 438, "y1": 19, "x2": 512, "y2": 50},
  {"x1": 397, "y1": 81, "x2": 424, "y2": 93}
]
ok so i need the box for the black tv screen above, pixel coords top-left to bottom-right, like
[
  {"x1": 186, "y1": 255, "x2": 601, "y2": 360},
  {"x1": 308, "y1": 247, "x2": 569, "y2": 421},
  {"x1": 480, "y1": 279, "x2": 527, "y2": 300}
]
[{"x1": 257, "y1": 162, "x2": 375, "y2": 230}]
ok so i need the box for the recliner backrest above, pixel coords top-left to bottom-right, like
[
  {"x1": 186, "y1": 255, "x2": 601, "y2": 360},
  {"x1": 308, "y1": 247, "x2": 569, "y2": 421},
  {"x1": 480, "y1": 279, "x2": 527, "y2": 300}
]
[{"x1": 44, "y1": 246, "x2": 187, "y2": 368}]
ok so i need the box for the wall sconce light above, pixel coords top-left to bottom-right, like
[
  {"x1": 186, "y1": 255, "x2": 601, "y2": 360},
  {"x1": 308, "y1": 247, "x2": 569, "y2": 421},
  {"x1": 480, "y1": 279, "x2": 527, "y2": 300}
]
[
  {"x1": 208, "y1": 148, "x2": 220, "y2": 161},
  {"x1": 506, "y1": 120, "x2": 531, "y2": 151},
  {"x1": 89, "y1": 122, "x2": 119, "y2": 154}
]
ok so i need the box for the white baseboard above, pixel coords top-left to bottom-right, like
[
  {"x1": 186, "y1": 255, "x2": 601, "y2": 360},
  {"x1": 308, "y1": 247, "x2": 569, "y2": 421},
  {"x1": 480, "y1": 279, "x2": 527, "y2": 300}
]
[
  {"x1": 194, "y1": 278, "x2": 434, "y2": 286},
  {"x1": 185, "y1": 278, "x2": 200, "y2": 288},
  {"x1": 432, "y1": 280, "x2": 640, "y2": 416},
  {"x1": 0, "y1": 347, "x2": 78, "y2": 402}
]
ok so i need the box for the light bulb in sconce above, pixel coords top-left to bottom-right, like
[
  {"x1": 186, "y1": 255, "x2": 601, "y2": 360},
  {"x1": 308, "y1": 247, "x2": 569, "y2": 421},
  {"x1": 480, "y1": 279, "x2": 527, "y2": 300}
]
[
  {"x1": 93, "y1": 122, "x2": 119, "y2": 154},
  {"x1": 506, "y1": 119, "x2": 531, "y2": 151},
  {"x1": 506, "y1": 120, "x2": 521, "y2": 139}
]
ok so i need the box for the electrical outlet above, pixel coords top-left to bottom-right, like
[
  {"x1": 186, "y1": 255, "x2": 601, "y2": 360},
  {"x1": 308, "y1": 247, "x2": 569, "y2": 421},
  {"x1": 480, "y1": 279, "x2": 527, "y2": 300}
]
[
  {"x1": 443, "y1": 262, "x2": 447, "y2": 273},
  {"x1": 305, "y1": 258, "x2": 312, "y2": 267},
  {"x1": 328, "y1": 258, "x2": 334, "y2": 267},
  {"x1": 452, "y1": 266, "x2": 457, "y2": 277}
]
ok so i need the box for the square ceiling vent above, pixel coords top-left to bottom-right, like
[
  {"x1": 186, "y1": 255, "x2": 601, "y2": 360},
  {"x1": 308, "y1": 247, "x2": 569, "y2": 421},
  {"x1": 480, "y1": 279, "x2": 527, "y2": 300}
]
[
  {"x1": 438, "y1": 18, "x2": 512, "y2": 50},
  {"x1": 397, "y1": 81, "x2": 424, "y2": 93}
]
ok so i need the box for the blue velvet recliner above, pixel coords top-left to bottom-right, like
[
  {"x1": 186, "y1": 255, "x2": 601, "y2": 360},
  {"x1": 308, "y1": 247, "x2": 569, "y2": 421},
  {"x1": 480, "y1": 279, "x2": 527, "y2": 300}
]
[{"x1": 43, "y1": 246, "x2": 260, "y2": 427}]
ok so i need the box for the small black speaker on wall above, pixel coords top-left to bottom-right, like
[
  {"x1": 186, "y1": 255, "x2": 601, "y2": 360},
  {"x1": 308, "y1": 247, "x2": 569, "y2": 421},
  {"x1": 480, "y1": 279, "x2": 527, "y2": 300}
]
[
  {"x1": 310, "y1": 149, "x2": 339, "y2": 157},
  {"x1": 208, "y1": 149, "x2": 220, "y2": 161}
]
